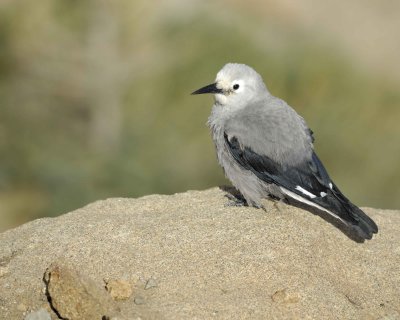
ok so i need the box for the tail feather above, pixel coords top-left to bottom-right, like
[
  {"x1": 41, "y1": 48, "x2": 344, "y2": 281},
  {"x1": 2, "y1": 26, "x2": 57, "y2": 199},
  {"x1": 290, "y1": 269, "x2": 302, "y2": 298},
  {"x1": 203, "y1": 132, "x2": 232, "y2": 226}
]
[
  {"x1": 346, "y1": 203, "x2": 378, "y2": 240},
  {"x1": 314, "y1": 183, "x2": 378, "y2": 239}
]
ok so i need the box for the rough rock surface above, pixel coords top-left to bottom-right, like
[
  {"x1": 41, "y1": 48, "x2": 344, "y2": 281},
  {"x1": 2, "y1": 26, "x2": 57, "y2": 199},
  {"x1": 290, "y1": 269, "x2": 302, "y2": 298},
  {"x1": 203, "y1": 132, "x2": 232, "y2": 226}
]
[
  {"x1": 43, "y1": 261, "x2": 120, "y2": 319},
  {"x1": 0, "y1": 188, "x2": 399, "y2": 319}
]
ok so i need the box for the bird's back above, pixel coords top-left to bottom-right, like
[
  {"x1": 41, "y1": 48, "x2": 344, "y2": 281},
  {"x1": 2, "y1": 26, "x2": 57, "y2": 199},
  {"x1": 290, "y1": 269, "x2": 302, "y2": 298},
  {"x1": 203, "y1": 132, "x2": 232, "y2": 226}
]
[{"x1": 224, "y1": 96, "x2": 313, "y2": 166}]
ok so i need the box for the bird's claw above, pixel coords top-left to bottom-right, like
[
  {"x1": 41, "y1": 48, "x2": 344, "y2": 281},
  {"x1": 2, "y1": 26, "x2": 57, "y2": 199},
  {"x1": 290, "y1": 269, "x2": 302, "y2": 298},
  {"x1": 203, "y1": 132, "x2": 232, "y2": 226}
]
[
  {"x1": 224, "y1": 192, "x2": 248, "y2": 207},
  {"x1": 224, "y1": 198, "x2": 247, "y2": 207}
]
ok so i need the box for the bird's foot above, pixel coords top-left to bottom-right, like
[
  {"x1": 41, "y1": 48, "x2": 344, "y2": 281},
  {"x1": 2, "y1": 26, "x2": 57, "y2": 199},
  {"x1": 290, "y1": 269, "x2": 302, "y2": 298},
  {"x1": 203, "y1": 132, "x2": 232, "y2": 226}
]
[
  {"x1": 242, "y1": 198, "x2": 266, "y2": 212},
  {"x1": 224, "y1": 198, "x2": 248, "y2": 207},
  {"x1": 256, "y1": 203, "x2": 267, "y2": 212},
  {"x1": 224, "y1": 191, "x2": 267, "y2": 211},
  {"x1": 225, "y1": 200, "x2": 247, "y2": 207},
  {"x1": 224, "y1": 192, "x2": 248, "y2": 207}
]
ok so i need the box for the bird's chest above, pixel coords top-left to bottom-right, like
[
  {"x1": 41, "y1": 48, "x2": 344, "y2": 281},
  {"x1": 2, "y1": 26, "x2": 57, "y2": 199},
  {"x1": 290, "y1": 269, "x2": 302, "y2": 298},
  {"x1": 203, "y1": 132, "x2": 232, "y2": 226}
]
[{"x1": 210, "y1": 124, "x2": 229, "y2": 166}]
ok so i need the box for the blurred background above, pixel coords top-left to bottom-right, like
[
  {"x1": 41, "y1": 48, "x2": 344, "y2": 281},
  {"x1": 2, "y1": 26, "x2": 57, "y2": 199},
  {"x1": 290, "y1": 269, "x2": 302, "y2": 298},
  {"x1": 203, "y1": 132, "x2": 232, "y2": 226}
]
[{"x1": 1, "y1": 0, "x2": 399, "y2": 232}]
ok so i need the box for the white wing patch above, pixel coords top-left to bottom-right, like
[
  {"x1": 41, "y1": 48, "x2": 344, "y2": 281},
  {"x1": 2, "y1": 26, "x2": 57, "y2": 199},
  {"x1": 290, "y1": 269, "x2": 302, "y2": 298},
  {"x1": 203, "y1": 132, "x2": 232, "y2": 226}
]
[
  {"x1": 329, "y1": 183, "x2": 333, "y2": 189},
  {"x1": 279, "y1": 187, "x2": 346, "y2": 224},
  {"x1": 295, "y1": 186, "x2": 316, "y2": 199},
  {"x1": 320, "y1": 192, "x2": 327, "y2": 197}
]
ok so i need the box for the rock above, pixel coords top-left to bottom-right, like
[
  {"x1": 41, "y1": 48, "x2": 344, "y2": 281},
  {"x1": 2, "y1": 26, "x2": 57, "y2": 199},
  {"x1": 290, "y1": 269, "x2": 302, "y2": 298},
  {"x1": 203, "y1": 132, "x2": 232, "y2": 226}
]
[
  {"x1": 44, "y1": 261, "x2": 121, "y2": 320},
  {"x1": 0, "y1": 188, "x2": 399, "y2": 319},
  {"x1": 105, "y1": 279, "x2": 134, "y2": 301},
  {"x1": 24, "y1": 308, "x2": 51, "y2": 320}
]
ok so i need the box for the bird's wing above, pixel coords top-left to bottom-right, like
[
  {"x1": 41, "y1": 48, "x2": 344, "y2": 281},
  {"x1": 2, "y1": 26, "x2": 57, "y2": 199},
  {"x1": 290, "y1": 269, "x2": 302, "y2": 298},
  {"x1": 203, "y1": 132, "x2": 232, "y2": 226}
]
[
  {"x1": 224, "y1": 133, "x2": 377, "y2": 239},
  {"x1": 224, "y1": 97, "x2": 330, "y2": 199},
  {"x1": 224, "y1": 132, "x2": 330, "y2": 200},
  {"x1": 224, "y1": 97, "x2": 314, "y2": 167}
]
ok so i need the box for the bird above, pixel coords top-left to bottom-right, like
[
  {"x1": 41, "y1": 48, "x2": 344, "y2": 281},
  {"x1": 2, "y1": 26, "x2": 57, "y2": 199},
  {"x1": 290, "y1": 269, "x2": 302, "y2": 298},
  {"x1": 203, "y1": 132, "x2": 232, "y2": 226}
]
[{"x1": 192, "y1": 63, "x2": 378, "y2": 240}]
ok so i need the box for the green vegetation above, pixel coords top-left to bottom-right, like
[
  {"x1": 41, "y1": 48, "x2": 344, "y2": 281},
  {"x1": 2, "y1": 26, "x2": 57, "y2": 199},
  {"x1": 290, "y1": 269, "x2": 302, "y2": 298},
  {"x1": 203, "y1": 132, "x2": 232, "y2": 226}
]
[{"x1": 1, "y1": 1, "x2": 399, "y2": 231}]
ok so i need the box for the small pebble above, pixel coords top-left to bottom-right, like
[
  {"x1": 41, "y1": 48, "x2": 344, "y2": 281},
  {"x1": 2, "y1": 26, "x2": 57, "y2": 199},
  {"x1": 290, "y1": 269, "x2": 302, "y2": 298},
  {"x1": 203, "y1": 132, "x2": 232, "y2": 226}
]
[{"x1": 144, "y1": 278, "x2": 157, "y2": 290}]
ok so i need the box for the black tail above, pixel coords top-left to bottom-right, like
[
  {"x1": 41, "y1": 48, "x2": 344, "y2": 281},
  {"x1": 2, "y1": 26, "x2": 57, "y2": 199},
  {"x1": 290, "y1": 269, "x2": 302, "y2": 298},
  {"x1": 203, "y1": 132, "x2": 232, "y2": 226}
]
[{"x1": 314, "y1": 183, "x2": 378, "y2": 240}]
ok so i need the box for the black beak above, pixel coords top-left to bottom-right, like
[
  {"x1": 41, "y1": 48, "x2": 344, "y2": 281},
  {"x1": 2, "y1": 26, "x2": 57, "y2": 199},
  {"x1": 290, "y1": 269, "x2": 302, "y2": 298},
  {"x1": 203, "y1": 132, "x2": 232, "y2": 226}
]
[{"x1": 191, "y1": 83, "x2": 222, "y2": 95}]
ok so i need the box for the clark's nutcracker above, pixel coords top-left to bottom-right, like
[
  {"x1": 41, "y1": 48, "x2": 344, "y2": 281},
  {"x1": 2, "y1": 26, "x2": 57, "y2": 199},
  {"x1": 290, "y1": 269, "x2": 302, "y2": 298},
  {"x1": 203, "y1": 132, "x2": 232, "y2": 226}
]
[{"x1": 192, "y1": 63, "x2": 378, "y2": 240}]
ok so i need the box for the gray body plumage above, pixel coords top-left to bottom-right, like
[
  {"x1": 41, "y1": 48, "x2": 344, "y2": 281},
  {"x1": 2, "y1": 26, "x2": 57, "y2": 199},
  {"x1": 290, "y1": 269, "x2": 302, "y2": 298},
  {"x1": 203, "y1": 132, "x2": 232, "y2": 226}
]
[
  {"x1": 208, "y1": 93, "x2": 312, "y2": 207},
  {"x1": 193, "y1": 63, "x2": 378, "y2": 240}
]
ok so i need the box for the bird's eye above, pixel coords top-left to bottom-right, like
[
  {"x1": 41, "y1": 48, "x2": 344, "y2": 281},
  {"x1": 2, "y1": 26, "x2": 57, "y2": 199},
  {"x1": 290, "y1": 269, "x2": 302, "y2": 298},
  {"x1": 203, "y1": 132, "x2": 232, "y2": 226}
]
[{"x1": 233, "y1": 84, "x2": 240, "y2": 90}]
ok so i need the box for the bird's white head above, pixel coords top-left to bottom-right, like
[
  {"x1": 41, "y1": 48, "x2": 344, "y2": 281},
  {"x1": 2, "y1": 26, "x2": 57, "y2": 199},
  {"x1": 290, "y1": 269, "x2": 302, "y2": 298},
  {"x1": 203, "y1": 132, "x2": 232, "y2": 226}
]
[{"x1": 192, "y1": 63, "x2": 268, "y2": 107}]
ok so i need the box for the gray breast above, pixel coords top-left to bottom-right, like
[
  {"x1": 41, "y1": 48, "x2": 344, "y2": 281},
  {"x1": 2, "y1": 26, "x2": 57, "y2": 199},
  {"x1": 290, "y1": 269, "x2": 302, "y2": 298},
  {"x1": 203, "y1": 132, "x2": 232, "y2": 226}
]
[{"x1": 208, "y1": 107, "x2": 282, "y2": 206}]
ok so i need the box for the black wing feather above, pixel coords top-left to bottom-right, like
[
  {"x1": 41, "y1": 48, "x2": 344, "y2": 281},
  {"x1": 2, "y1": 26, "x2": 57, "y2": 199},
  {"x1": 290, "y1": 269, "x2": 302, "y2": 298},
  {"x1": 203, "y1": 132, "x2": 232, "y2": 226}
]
[
  {"x1": 224, "y1": 133, "x2": 378, "y2": 239},
  {"x1": 224, "y1": 133, "x2": 327, "y2": 198}
]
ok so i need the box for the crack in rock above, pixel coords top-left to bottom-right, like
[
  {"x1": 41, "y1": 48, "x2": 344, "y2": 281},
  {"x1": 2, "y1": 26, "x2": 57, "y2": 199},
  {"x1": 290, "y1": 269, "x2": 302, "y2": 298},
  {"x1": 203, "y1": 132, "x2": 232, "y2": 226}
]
[{"x1": 43, "y1": 260, "x2": 122, "y2": 320}]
